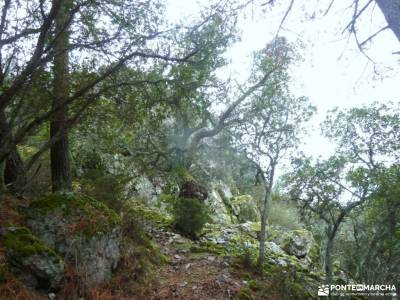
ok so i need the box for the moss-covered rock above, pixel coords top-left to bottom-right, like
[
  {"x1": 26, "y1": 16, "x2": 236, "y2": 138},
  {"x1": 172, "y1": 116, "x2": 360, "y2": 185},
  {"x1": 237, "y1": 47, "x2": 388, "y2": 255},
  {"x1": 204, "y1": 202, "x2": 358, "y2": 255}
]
[
  {"x1": 124, "y1": 199, "x2": 172, "y2": 230},
  {"x1": 206, "y1": 188, "x2": 232, "y2": 224},
  {"x1": 26, "y1": 193, "x2": 121, "y2": 284},
  {"x1": 28, "y1": 193, "x2": 120, "y2": 237},
  {"x1": 230, "y1": 195, "x2": 259, "y2": 223},
  {"x1": 0, "y1": 227, "x2": 64, "y2": 290},
  {"x1": 274, "y1": 229, "x2": 315, "y2": 258}
]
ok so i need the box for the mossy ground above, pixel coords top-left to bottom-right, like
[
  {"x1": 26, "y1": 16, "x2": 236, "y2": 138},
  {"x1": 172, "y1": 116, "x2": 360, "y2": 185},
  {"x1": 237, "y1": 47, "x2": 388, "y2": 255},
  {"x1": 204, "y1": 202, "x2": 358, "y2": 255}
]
[{"x1": 123, "y1": 199, "x2": 172, "y2": 230}]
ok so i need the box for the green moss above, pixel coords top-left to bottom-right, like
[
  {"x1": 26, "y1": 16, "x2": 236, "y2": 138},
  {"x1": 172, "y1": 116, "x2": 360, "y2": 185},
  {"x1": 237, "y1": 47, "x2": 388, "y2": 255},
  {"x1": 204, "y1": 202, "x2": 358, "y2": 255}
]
[
  {"x1": 287, "y1": 256, "x2": 308, "y2": 273},
  {"x1": 266, "y1": 227, "x2": 280, "y2": 241},
  {"x1": 248, "y1": 279, "x2": 260, "y2": 291},
  {"x1": 191, "y1": 241, "x2": 225, "y2": 255},
  {"x1": 0, "y1": 227, "x2": 62, "y2": 264},
  {"x1": 175, "y1": 167, "x2": 195, "y2": 183},
  {"x1": 125, "y1": 200, "x2": 172, "y2": 229},
  {"x1": 29, "y1": 193, "x2": 121, "y2": 238},
  {"x1": 237, "y1": 287, "x2": 254, "y2": 300},
  {"x1": 231, "y1": 195, "x2": 253, "y2": 204},
  {"x1": 263, "y1": 260, "x2": 281, "y2": 275},
  {"x1": 250, "y1": 222, "x2": 261, "y2": 232},
  {"x1": 172, "y1": 240, "x2": 192, "y2": 252},
  {"x1": 290, "y1": 282, "x2": 313, "y2": 299},
  {"x1": 308, "y1": 243, "x2": 320, "y2": 264},
  {"x1": 158, "y1": 253, "x2": 169, "y2": 264},
  {"x1": 0, "y1": 262, "x2": 7, "y2": 283}
]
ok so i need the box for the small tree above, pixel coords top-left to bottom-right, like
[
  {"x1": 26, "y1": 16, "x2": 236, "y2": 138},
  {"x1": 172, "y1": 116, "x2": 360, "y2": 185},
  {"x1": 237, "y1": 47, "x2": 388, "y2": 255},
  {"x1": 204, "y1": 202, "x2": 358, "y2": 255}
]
[
  {"x1": 286, "y1": 155, "x2": 370, "y2": 284},
  {"x1": 172, "y1": 197, "x2": 210, "y2": 239},
  {"x1": 232, "y1": 39, "x2": 315, "y2": 275},
  {"x1": 346, "y1": 164, "x2": 400, "y2": 288},
  {"x1": 286, "y1": 101, "x2": 400, "y2": 284}
]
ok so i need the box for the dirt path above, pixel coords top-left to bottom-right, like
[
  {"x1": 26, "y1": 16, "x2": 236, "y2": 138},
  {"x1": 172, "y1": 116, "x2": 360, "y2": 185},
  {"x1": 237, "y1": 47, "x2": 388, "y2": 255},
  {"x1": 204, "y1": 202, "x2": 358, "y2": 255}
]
[{"x1": 151, "y1": 231, "x2": 245, "y2": 300}]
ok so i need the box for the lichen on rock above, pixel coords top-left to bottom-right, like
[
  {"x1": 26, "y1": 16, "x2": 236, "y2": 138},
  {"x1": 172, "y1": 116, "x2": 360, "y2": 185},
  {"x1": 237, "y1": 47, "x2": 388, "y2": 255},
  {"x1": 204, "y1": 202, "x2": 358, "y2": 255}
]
[
  {"x1": 206, "y1": 187, "x2": 231, "y2": 224},
  {"x1": 0, "y1": 226, "x2": 64, "y2": 290},
  {"x1": 229, "y1": 195, "x2": 259, "y2": 223},
  {"x1": 26, "y1": 193, "x2": 121, "y2": 284},
  {"x1": 273, "y1": 229, "x2": 315, "y2": 258}
]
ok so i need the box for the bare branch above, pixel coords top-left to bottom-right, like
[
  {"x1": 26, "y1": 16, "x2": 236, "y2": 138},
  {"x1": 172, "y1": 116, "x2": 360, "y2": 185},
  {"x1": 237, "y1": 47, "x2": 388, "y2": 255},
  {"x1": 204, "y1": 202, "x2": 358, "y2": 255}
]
[
  {"x1": 275, "y1": 0, "x2": 294, "y2": 38},
  {"x1": 359, "y1": 25, "x2": 390, "y2": 47}
]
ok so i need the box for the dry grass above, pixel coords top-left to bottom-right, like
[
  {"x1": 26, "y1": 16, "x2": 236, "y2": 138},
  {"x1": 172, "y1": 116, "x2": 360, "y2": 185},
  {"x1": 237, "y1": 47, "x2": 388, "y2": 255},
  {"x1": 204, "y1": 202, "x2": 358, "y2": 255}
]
[
  {"x1": 0, "y1": 195, "x2": 27, "y2": 227},
  {"x1": 0, "y1": 274, "x2": 46, "y2": 300}
]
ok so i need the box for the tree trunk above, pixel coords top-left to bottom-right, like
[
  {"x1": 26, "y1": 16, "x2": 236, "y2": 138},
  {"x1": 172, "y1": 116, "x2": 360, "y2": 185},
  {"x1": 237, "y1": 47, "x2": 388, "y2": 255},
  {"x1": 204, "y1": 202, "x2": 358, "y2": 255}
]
[
  {"x1": 325, "y1": 236, "x2": 334, "y2": 284},
  {"x1": 50, "y1": 0, "x2": 71, "y2": 192},
  {"x1": 0, "y1": 110, "x2": 26, "y2": 193},
  {"x1": 0, "y1": 161, "x2": 6, "y2": 194},
  {"x1": 258, "y1": 162, "x2": 275, "y2": 277},
  {"x1": 4, "y1": 150, "x2": 27, "y2": 193},
  {"x1": 375, "y1": 0, "x2": 400, "y2": 42}
]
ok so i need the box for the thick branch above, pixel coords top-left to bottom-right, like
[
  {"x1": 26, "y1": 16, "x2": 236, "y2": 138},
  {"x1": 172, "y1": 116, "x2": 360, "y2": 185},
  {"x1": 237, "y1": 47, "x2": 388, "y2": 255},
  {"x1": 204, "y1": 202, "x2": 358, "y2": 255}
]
[
  {"x1": 0, "y1": 0, "x2": 61, "y2": 110},
  {"x1": 188, "y1": 65, "x2": 280, "y2": 151}
]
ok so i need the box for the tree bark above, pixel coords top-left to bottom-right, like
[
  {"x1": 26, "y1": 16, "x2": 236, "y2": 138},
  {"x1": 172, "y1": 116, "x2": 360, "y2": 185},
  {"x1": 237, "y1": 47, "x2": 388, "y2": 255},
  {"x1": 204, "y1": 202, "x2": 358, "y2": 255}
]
[
  {"x1": 0, "y1": 110, "x2": 26, "y2": 193},
  {"x1": 0, "y1": 161, "x2": 5, "y2": 194},
  {"x1": 375, "y1": 0, "x2": 400, "y2": 42},
  {"x1": 324, "y1": 211, "x2": 346, "y2": 284},
  {"x1": 50, "y1": 0, "x2": 71, "y2": 192},
  {"x1": 258, "y1": 162, "x2": 275, "y2": 277},
  {"x1": 325, "y1": 235, "x2": 334, "y2": 284},
  {"x1": 4, "y1": 150, "x2": 26, "y2": 192}
]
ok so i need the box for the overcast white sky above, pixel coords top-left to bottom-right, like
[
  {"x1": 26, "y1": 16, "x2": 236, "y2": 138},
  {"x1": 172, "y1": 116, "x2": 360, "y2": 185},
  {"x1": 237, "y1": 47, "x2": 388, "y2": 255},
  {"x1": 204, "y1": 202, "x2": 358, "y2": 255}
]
[{"x1": 165, "y1": 0, "x2": 400, "y2": 159}]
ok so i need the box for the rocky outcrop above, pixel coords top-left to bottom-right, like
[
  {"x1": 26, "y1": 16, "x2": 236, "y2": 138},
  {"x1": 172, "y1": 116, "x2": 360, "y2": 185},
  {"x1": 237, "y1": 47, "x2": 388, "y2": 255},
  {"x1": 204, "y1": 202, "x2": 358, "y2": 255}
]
[
  {"x1": 131, "y1": 176, "x2": 163, "y2": 206},
  {"x1": 206, "y1": 187, "x2": 231, "y2": 224},
  {"x1": 230, "y1": 195, "x2": 259, "y2": 223},
  {"x1": 205, "y1": 184, "x2": 259, "y2": 224},
  {"x1": 26, "y1": 194, "x2": 121, "y2": 284},
  {"x1": 0, "y1": 227, "x2": 64, "y2": 291},
  {"x1": 273, "y1": 229, "x2": 315, "y2": 258},
  {"x1": 201, "y1": 222, "x2": 321, "y2": 277}
]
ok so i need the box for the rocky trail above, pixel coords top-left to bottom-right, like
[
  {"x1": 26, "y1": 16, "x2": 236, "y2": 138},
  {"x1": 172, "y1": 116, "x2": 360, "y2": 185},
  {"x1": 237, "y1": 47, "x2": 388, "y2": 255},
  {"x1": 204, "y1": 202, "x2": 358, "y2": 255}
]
[
  {"x1": 0, "y1": 196, "x2": 325, "y2": 300},
  {"x1": 151, "y1": 231, "x2": 246, "y2": 300},
  {"x1": 138, "y1": 215, "x2": 323, "y2": 300}
]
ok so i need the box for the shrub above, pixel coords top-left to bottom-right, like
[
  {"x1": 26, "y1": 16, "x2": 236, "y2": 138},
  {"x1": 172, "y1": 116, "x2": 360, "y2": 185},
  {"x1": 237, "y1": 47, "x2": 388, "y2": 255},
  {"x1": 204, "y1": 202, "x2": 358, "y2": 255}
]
[
  {"x1": 76, "y1": 170, "x2": 130, "y2": 212},
  {"x1": 172, "y1": 197, "x2": 210, "y2": 239}
]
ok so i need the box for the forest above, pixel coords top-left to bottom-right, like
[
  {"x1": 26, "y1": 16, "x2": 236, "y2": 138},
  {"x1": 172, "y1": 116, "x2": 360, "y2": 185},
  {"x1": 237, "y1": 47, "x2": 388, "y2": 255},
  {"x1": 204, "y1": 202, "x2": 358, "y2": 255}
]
[{"x1": 0, "y1": 0, "x2": 399, "y2": 299}]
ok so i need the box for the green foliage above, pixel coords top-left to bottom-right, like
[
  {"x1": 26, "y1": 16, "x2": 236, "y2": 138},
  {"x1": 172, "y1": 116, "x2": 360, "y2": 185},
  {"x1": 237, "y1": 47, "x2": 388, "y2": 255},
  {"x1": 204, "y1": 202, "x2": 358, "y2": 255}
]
[
  {"x1": 118, "y1": 203, "x2": 168, "y2": 284},
  {"x1": 75, "y1": 170, "x2": 130, "y2": 213},
  {"x1": 323, "y1": 102, "x2": 400, "y2": 164},
  {"x1": 175, "y1": 167, "x2": 195, "y2": 184},
  {"x1": 237, "y1": 287, "x2": 254, "y2": 300},
  {"x1": 343, "y1": 164, "x2": 400, "y2": 286},
  {"x1": 172, "y1": 197, "x2": 211, "y2": 239},
  {"x1": 285, "y1": 101, "x2": 400, "y2": 285},
  {"x1": 158, "y1": 193, "x2": 178, "y2": 214}
]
